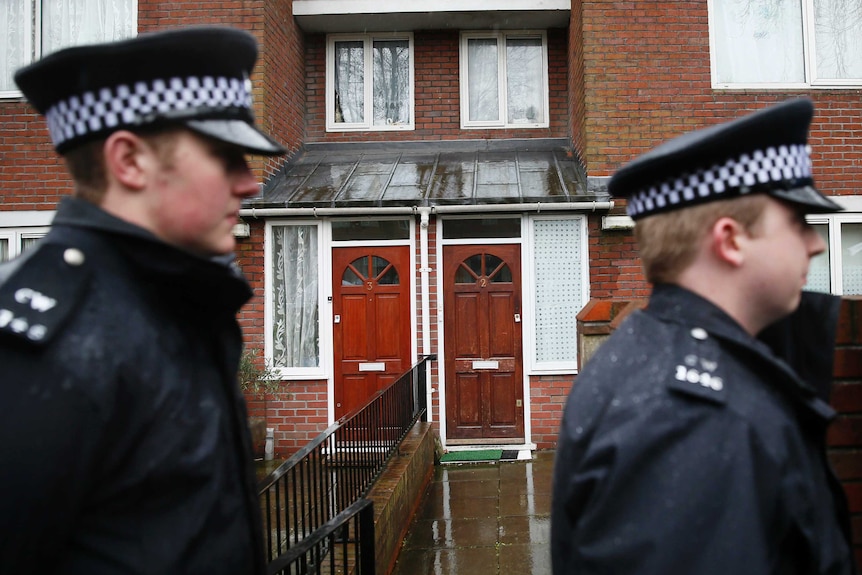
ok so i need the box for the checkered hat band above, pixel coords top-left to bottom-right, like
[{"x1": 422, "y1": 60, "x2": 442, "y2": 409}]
[
  {"x1": 44, "y1": 75, "x2": 253, "y2": 148},
  {"x1": 626, "y1": 144, "x2": 813, "y2": 218}
]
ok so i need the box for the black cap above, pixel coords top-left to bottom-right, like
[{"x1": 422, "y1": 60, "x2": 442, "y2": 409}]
[
  {"x1": 608, "y1": 98, "x2": 842, "y2": 219},
  {"x1": 14, "y1": 26, "x2": 286, "y2": 156}
]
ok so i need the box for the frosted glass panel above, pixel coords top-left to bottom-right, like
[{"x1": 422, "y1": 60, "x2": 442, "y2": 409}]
[
  {"x1": 0, "y1": 239, "x2": 8, "y2": 263},
  {"x1": 533, "y1": 219, "x2": 584, "y2": 363},
  {"x1": 805, "y1": 224, "x2": 830, "y2": 293},
  {"x1": 842, "y1": 222, "x2": 862, "y2": 295}
]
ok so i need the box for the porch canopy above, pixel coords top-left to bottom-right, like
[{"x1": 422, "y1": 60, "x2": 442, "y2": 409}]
[{"x1": 252, "y1": 138, "x2": 610, "y2": 211}]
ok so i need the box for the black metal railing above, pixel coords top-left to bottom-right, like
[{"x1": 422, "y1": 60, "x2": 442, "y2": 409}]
[
  {"x1": 257, "y1": 355, "x2": 434, "y2": 571},
  {"x1": 266, "y1": 498, "x2": 375, "y2": 575}
]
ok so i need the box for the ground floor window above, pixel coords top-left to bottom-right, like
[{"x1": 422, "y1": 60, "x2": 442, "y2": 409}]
[
  {"x1": 268, "y1": 222, "x2": 323, "y2": 376},
  {"x1": 0, "y1": 226, "x2": 48, "y2": 262},
  {"x1": 807, "y1": 213, "x2": 862, "y2": 295}
]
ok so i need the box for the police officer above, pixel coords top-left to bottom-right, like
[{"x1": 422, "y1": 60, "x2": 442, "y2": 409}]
[
  {"x1": 0, "y1": 27, "x2": 285, "y2": 573},
  {"x1": 551, "y1": 99, "x2": 857, "y2": 574}
]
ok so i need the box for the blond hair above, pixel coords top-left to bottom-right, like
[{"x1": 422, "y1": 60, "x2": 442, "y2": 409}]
[{"x1": 635, "y1": 194, "x2": 769, "y2": 284}]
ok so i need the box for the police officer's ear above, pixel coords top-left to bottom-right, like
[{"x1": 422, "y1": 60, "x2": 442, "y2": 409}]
[
  {"x1": 103, "y1": 130, "x2": 151, "y2": 193},
  {"x1": 710, "y1": 216, "x2": 746, "y2": 269}
]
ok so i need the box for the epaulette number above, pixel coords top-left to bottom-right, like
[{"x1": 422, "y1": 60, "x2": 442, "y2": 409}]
[
  {"x1": 675, "y1": 365, "x2": 724, "y2": 391},
  {"x1": 0, "y1": 308, "x2": 47, "y2": 341}
]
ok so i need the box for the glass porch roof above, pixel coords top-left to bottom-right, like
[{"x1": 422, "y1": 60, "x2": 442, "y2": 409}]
[{"x1": 252, "y1": 139, "x2": 610, "y2": 210}]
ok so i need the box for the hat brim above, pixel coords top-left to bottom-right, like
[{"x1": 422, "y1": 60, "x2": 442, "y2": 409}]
[
  {"x1": 186, "y1": 119, "x2": 286, "y2": 156},
  {"x1": 768, "y1": 186, "x2": 843, "y2": 214}
]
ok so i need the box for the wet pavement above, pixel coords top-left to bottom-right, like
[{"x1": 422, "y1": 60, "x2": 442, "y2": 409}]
[{"x1": 390, "y1": 450, "x2": 554, "y2": 575}]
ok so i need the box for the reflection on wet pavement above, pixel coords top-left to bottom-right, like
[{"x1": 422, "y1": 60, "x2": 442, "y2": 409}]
[{"x1": 391, "y1": 451, "x2": 554, "y2": 575}]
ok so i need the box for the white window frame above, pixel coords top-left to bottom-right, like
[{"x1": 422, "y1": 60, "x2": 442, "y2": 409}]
[
  {"x1": 0, "y1": 227, "x2": 50, "y2": 261},
  {"x1": 807, "y1": 199, "x2": 862, "y2": 295},
  {"x1": 1, "y1": 0, "x2": 138, "y2": 99},
  {"x1": 708, "y1": 0, "x2": 862, "y2": 89},
  {"x1": 265, "y1": 219, "x2": 331, "y2": 380},
  {"x1": 459, "y1": 30, "x2": 550, "y2": 129},
  {"x1": 325, "y1": 32, "x2": 415, "y2": 132},
  {"x1": 523, "y1": 214, "x2": 589, "y2": 374}
]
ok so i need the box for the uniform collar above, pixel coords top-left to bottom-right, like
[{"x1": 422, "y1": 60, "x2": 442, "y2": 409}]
[
  {"x1": 49, "y1": 197, "x2": 252, "y2": 313},
  {"x1": 648, "y1": 283, "x2": 837, "y2": 423}
]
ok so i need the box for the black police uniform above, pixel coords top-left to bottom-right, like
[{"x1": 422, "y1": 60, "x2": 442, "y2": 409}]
[
  {"x1": 551, "y1": 284, "x2": 856, "y2": 574},
  {"x1": 0, "y1": 198, "x2": 265, "y2": 574}
]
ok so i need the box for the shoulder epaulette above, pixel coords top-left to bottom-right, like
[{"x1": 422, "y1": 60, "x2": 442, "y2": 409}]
[
  {"x1": 0, "y1": 243, "x2": 92, "y2": 345},
  {"x1": 665, "y1": 326, "x2": 727, "y2": 405}
]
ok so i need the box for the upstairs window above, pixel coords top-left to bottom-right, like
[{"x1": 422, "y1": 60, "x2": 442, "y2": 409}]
[
  {"x1": 2, "y1": 0, "x2": 137, "y2": 96},
  {"x1": 326, "y1": 33, "x2": 414, "y2": 131},
  {"x1": 460, "y1": 31, "x2": 549, "y2": 129},
  {"x1": 710, "y1": 0, "x2": 862, "y2": 88}
]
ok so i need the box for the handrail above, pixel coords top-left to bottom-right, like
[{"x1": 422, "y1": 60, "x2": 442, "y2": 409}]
[
  {"x1": 257, "y1": 355, "x2": 434, "y2": 567},
  {"x1": 267, "y1": 498, "x2": 375, "y2": 575}
]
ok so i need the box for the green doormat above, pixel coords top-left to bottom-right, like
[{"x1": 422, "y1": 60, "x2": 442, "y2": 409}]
[{"x1": 439, "y1": 449, "x2": 503, "y2": 463}]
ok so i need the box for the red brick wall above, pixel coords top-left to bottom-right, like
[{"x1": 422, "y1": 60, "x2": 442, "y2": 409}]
[
  {"x1": 568, "y1": 0, "x2": 586, "y2": 165},
  {"x1": 0, "y1": 0, "x2": 297, "y2": 208},
  {"x1": 246, "y1": 380, "x2": 329, "y2": 457},
  {"x1": 578, "y1": 1, "x2": 862, "y2": 199},
  {"x1": 304, "y1": 29, "x2": 569, "y2": 143},
  {"x1": 831, "y1": 297, "x2": 862, "y2": 568}
]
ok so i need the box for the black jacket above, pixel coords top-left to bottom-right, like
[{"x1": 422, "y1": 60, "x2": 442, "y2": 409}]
[
  {"x1": 0, "y1": 198, "x2": 265, "y2": 575},
  {"x1": 552, "y1": 284, "x2": 856, "y2": 575}
]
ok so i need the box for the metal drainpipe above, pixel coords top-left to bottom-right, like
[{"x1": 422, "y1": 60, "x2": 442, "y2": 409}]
[{"x1": 417, "y1": 207, "x2": 433, "y2": 422}]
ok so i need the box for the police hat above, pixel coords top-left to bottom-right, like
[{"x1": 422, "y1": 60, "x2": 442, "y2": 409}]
[
  {"x1": 608, "y1": 98, "x2": 842, "y2": 219},
  {"x1": 14, "y1": 26, "x2": 286, "y2": 156}
]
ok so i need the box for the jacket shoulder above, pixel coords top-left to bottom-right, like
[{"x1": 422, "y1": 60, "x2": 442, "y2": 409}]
[{"x1": 0, "y1": 242, "x2": 92, "y2": 345}]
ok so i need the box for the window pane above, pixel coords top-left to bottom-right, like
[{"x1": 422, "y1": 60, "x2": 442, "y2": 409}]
[
  {"x1": 443, "y1": 218, "x2": 521, "y2": 239},
  {"x1": 533, "y1": 219, "x2": 584, "y2": 363},
  {"x1": 1, "y1": 0, "x2": 33, "y2": 92},
  {"x1": 332, "y1": 219, "x2": 409, "y2": 241},
  {"x1": 272, "y1": 225, "x2": 320, "y2": 368},
  {"x1": 0, "y1": 239, "x2": 8, "y2": 262},
  {"x1": 506, "y1": 38, "x2": 544, "y2": 124},
  {"x1": 813, "y1": 0, "x2": 862, "y2": 80},
  {"x1": 334, "y1": 41, "x2": 364, "y2": 123},
  {"x1": 42, "y1": 0, "x2": 136, "y2": 55},
  {"x1": 841, "y1": 222, "x2": 862, "y2": 294},
  {"x1": 805, "y1": 224, "x2": 831, "y2": 293},
  {"x1": 20, "y1": 235, "x2": 41, "y2": 254},
  {"x1": 713, "y1": 0, "x2": 805, "y2": 83},
  {"x1": 373, "y1": 39, "x2": 410, "y2": 126},
  {"x1": 467, "y1": 38, "x2": 499, "y2": 122}
]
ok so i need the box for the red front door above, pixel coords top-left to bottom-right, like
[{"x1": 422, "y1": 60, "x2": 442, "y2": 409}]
[
  {"x1": 443, "y1": 244, "x2": 524, "y2": 441},
  {"x1": 332, "y1": 246, "x2": 412, "y2": 419}
]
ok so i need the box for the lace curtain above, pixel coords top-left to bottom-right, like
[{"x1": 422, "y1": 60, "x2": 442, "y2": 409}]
[
  {"x1": 272, "y1": 225, "x2": 320, "y2": 369},
  {"x1": 334, "y1": 41, "x2": 364, "y2": 124},
  {"x1": 2, "y1": 0, "x2": 136, "y2": 92},
  {"x1": 1, "y1": 0, "x2": 31, "y2": 92}
]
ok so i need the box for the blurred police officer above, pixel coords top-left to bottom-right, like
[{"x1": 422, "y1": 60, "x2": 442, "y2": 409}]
[
  {"x1": 0, "y1": 27, "x2": 285, "y2": 574},
  {"x1": 551, "y1": 99, "x2": 857, "y2": 574}
]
